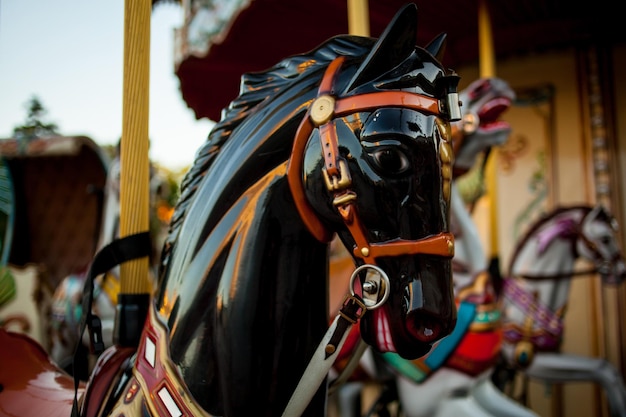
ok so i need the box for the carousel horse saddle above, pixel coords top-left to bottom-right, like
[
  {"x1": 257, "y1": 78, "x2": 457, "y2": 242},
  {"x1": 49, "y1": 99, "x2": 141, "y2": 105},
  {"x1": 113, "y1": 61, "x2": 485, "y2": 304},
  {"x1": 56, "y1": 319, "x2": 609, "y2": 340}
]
[
  {"x1": 0, "y1": 328, "x2": 138, "y2": 417},
  {"x1": 0, "y1": 328, "x2": 82, "y2": 417},
  {"x1": 0, "y1": 232, "x2": 151, "y2": 417}
]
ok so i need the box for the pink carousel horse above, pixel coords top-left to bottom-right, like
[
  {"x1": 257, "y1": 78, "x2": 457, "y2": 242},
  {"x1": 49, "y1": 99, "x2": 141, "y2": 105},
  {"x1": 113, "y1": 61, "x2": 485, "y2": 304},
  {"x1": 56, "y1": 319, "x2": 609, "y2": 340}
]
[
  {"x1": 496, "y1": 204, "x2": 626, "y2": 417},
  {"x1": 330, "y1": 76, "x2": 539, "y2": 417}
]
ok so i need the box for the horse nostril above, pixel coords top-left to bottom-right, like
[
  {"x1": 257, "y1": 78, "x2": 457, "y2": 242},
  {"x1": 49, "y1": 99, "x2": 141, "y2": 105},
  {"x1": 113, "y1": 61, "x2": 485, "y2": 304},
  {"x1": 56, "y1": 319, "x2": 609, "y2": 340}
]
[{"x1": 406, "y1": 313, "x2": 443, "y2": 344}]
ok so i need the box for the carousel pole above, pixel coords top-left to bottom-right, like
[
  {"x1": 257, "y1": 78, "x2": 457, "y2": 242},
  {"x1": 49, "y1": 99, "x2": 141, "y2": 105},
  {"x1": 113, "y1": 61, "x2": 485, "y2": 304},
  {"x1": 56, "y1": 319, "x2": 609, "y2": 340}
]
[
  {"x1": 478, "y1": 0, "x2": 500, "y2": 279},
  {"x1": 325, "y1": 0, "x2": 372, "y2": 386},
  {"x1": 347, "y1": 0, "x2": 370, "y2": 36},
  {"x1": 479, "y1": 3, "x2": 559, "y2": 414},
  {"x1": 478, "y1": 0, "x2": 495, "y2": 79},
  {"x1": 114, "y1": 0, "x2": 152, "y2": 347}
]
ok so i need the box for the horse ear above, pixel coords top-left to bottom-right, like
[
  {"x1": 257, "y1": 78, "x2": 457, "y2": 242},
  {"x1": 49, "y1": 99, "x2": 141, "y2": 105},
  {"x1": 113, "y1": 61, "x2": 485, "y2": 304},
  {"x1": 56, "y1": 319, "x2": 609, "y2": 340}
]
[
  {"x1": 345, "y1": 3, "x2": 418, "y2": 92},
  {"x1": 586, "y1": 205, "x2": 603, "y2": 224},
  {"x1": 425, "y1": 33, "x2": 447, "y2": 62},
  {"x1": 588, "y1": 204, "x2": 617, "y2": 230}
]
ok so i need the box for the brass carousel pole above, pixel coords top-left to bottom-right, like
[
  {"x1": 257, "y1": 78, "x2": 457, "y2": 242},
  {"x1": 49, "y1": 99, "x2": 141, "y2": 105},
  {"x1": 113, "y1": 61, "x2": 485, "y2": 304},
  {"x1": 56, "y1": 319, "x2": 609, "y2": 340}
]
[
  {"x1": 479, "y1": 2, "x2": 559, "y2": 414},
  {"x1": 347, "y1": 0, "x2": 370, "y2": 37},
  {"x1": 478, "y1": 0, "x2": 498, "y2": 266},
  {"x1": 114, "y1": 0, "x2": 152, "y2": 347},
  {"x1": 328, "y1": 0, "x2": 372, "y2": 386}
]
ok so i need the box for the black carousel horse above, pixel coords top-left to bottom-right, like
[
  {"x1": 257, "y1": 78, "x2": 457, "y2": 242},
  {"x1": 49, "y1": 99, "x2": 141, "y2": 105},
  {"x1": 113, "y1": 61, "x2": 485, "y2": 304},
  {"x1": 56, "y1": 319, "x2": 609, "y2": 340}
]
[{"x1": 0, "y1": 4, "x2": 461, "y2": 417}]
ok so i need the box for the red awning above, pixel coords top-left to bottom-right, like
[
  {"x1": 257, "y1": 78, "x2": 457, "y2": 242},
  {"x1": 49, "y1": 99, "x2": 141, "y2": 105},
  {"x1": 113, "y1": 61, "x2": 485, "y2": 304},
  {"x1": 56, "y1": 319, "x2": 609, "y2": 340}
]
[{"x1": 157, "y1": 0, "x2": 623, "y2": 122}]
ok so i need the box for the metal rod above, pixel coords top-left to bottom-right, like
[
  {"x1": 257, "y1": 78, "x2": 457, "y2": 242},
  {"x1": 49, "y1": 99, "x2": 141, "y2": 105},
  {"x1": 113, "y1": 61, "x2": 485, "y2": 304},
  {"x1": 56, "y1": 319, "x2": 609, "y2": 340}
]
[{"x1": 115, "y1": 0, "x2": 152, "y2": 347}]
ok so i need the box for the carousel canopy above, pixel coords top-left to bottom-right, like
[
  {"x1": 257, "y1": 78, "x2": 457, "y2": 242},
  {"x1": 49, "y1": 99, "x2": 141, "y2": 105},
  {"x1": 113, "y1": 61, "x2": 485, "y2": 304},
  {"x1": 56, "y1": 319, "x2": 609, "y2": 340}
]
[{"x1": 153, "y1": 0, "x2": 625, "y2": 122}]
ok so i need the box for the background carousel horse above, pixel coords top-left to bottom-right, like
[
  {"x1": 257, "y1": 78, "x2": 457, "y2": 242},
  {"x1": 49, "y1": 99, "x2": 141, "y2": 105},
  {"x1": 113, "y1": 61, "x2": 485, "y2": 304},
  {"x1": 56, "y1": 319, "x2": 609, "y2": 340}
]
[
  {"x1": 330, "y1": 75, "x2": 539, "y2": 417},
  {"x1": 47, "y1": 152, "x2": 171, "y2": 379},
  {"x1": 0, "y1": 5, "x2": 462, "y2": 417},
  {"x1": 494, "y1": 204, "x2": 626, "y2": 417}
]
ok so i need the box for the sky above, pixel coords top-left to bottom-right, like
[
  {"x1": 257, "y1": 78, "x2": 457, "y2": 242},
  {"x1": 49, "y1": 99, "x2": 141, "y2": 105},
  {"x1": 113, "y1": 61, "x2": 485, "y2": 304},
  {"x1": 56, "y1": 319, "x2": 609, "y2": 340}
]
[{"x1": 0, "y1": 0, "x2": 215, "y2": 171}]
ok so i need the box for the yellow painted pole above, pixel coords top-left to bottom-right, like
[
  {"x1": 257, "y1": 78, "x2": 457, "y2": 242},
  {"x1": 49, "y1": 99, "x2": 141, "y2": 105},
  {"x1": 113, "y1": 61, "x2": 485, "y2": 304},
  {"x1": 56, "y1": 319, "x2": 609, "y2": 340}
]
[
  {"x1": 121, "y1": 0, "x2": 151, "y2": 294},
  {"x1": 115, "y1": 0, "x2": 152, "y2": 346},
  {"x1": 339, "y1": 0, "x2": 371, "y2": 365},
  {"x1": 478, "y1": 0, "x2": 495, "y2": 78},
  {"x1": 478, "y1": 0, "x2": 499, "y2": 263},
  {"x1": 347, "y1": 0, "x2": 370, "y2": 36}
]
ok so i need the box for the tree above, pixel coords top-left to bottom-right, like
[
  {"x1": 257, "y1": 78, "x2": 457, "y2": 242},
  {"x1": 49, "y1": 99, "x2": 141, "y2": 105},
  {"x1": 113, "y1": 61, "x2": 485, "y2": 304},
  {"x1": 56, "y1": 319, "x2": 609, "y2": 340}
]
[{"x1": 12, "y1": 96, "x2": 59, "y2": 141}]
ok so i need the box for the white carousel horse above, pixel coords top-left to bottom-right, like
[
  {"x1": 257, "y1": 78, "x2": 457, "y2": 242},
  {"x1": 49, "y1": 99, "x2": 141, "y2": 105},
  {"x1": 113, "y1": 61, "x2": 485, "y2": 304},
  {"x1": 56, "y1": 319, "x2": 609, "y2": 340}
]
[
  {"x1": 330, "y1": 76, "x2": 538, "y2": 417},
  {"x1": 497, "y1": 204, "x2": 626, "y2": 417},
  {"x1": 48, "y1": 155, "x2": 169, "y2": 376}
]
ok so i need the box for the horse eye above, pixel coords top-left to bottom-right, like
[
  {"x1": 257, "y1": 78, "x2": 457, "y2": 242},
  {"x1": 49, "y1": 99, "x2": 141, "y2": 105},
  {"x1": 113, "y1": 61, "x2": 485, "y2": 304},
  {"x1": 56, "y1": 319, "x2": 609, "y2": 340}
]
[
  {"x1": 600, "y1": 235, "x2": 613, "y2": 245},
  {"x1": 368, "y1": 147, "x2": 410, "y2": 175}
]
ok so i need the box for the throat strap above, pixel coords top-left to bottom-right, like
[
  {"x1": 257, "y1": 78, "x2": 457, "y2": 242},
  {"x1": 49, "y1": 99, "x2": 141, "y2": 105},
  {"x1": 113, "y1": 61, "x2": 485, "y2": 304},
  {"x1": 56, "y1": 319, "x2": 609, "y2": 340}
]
[{"x1": 281, "y1": 293, "x2": 366, "y2": 417}]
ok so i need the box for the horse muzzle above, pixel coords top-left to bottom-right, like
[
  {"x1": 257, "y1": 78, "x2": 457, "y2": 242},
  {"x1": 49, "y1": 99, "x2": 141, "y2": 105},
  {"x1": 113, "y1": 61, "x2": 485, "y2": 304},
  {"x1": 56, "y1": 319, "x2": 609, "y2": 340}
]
[{"x1": 358, "y1": 267, "x2": 456, "y2": 360}]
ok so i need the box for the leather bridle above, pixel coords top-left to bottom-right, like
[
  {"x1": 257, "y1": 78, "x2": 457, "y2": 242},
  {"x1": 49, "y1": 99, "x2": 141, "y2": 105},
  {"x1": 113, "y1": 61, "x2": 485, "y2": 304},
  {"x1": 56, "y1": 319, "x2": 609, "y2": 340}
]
[{"x1": 287, "y1": 56, "x2": 459, "y2": 265}]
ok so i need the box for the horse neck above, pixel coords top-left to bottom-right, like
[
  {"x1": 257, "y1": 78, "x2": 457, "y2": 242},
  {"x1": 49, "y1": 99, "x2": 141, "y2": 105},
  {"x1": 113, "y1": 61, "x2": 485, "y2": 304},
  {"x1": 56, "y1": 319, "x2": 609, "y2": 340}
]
[
  {"x1": 156, "y1": 171, "x2": 331, "y2": 415},
  {"x1": 450, "y1": 183, "x2": 487, "y2": 295},
  {"x1": 508, "y1": 225, "x2": 579, "y2": 313}
]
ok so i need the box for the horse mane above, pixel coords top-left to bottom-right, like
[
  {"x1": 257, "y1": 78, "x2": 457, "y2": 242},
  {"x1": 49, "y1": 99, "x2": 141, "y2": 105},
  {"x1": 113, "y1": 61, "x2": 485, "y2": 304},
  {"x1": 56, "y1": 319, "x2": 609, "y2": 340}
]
[
  {"x1": 507, "y1": 205, "x2": 594, "y2": 273},
  {"x1": 159, "y1": 35, "x2": 373, "y2": 271}
]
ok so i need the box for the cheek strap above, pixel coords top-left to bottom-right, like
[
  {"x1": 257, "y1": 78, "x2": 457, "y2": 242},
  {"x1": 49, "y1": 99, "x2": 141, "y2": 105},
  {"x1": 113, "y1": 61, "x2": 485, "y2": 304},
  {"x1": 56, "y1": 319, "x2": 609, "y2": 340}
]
[{"x1": 287, "y1": 56, "x2": 453, "y2": 261}]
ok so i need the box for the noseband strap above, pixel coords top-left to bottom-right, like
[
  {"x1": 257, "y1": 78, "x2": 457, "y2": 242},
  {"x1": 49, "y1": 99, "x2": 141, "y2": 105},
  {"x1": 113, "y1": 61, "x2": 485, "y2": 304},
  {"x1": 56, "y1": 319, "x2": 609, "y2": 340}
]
[{"x1": 287, "y1": 56, "x2": 455, "y2": 261}]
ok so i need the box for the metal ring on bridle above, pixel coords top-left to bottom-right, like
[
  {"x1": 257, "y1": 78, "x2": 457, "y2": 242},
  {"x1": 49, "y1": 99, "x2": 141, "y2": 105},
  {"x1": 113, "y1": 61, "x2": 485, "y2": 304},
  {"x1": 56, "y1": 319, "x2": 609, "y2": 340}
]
[
  {"x1": 349, "y1": 264, "x2": 391, "y2": 310},
  {"x1": 462, "y1": 112, "x2": 479, "y2": 135}
]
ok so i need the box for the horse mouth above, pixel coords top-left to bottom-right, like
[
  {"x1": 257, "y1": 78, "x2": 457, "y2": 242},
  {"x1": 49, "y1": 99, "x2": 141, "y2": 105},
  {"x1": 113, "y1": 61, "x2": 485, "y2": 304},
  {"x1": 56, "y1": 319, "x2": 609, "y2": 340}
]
[
  {"x1": 476, "y1": 96, "x2": 512, "y2": 136},
  {"x1": 370, "y1": 307, "x2": 397, "y2": 352},
  {"x1": 363, "y1": 305, "x2": 446, "y2": 360},
  {"x1": 601, "y1": 270, "x2": 626, "y2": 286}
]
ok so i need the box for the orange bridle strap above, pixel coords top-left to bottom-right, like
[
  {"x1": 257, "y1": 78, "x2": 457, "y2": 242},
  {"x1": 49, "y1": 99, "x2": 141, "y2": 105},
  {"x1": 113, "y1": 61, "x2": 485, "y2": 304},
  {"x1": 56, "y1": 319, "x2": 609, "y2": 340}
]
[{"x1": 287, "y1": 56, "x2": 455, "y2": 261}]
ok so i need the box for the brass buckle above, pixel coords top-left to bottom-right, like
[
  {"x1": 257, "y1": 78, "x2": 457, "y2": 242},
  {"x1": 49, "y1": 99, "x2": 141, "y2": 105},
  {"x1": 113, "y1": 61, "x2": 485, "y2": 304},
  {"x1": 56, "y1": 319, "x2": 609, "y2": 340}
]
[
  {"x1": 339, "y1": 294, "x2": 367, "y2": 324},
  {"x1": 322, "y1": 158, "x2": 352, "y2": 192}
]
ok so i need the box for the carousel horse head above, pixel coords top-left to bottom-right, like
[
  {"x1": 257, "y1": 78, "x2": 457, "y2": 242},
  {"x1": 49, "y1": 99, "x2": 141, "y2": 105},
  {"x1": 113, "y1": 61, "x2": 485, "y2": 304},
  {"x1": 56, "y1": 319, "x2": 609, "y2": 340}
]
[
  {"x1": 132, "y1": 4, "x2": 458, "y2": 416},
  {"x1": 509, "y1": 204, "x2": 626, "y2": 285},
  {"x1": 452, "y1": 77, "x2": 515, "y2": 176},
  {"x1": 503, "y1": 204, "x2": 626, "y2": 368},
  {"x1": 445, "y1": 77, "x2": 514, "y2": 292},
  {"x1": 576, "y1": 205, "x2": 626, "y2": 285}
]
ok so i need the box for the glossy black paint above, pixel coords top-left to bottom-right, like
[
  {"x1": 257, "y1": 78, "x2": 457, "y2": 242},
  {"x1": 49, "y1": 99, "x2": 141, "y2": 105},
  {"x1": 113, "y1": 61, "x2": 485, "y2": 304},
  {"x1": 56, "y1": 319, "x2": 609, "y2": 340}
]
[{"x1": 151, "y1": 4, "x2": 456, "y2": 416}]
